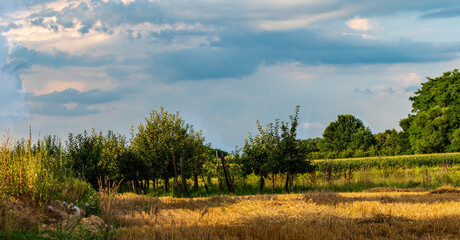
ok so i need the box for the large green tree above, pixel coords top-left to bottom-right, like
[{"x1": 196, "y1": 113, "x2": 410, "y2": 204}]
[
  {"x1": 405, "y1": 69, "x2": 460, "y2": 153},
  {"x1": 319, "y1": 114, "x2": 376, "y2": 153},
  {"x1": 130, "y1": 107, "x2": 208, "y2": 194}
]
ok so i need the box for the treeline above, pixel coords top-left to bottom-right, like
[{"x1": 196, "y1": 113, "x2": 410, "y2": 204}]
[
  {"x1": 4, "y1": 106, "x2": 314, "y2": 196},
  {"x1": 303, "y1": 69, "x2": 460, "y2": 159}
]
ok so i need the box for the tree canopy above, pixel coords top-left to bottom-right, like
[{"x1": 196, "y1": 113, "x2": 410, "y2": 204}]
[
  {"x1": 405, "y1": 69, "x2": 460, "y2": 153},
  {"x1": 319, "y1": 114, "x2": 375, "y2": 153}
]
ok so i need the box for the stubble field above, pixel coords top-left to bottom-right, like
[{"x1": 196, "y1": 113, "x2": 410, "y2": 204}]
[{"x1": 111, "y1": 187, "x2": 460, "y2": 240}]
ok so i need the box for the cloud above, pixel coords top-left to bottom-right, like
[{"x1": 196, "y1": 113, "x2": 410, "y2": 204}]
[
  {"x1": 346, "y1": 17, "x2": 373, "y2": 31},
  {"x1": 30, "y1": 101, "x2": 100, "y2": 116},
  {"x1": 26, "y1": 86, "x2": 137, "y2": 117},
  {"x1": 354, "y1": 88, "x2": 373, "y2": 95},
  {"x1": 9, "y1": 47, "x2": 114, "y2": 70},
  {"x1": 4, "y1": 0, "x2": 460, "y2": 84},
  {"x1": 146, "y1": 30, "x2": 460, "y2": 81},
  {"x1": 28, "y1": 87, "x2": 135, "y2": 105},
  {"x1": 420, "y1": 8, "x2": 460, "y2": 19}
]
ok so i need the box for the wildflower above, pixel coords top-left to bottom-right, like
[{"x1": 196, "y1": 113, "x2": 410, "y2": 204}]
[
  {"x1": 70, "y1": 203, "x2": 74, "y2": 207},
  {"x1": 48, "y1": 206, "x2": 52, "y2": 210},
  {"x1": 110, "y1": 225, "x2": 113, "y2": 229},
  {"x1": 85, "y1": 203, "x2": 89, "y2": 207},
  {"x1": 62, "y1": 201, "x2": 66, "y2": 206}
]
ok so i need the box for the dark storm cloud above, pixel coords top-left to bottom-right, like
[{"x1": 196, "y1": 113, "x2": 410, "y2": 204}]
[{"x1": 148, "y1": 30, "x2": 460, "y2": 80}]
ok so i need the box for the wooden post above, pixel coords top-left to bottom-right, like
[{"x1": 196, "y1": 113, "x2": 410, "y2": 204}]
[{"x1": 220, "y1": 153, "x2": 235, "y2": 193}]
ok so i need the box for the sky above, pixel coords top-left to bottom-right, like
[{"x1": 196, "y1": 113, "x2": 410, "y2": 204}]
[{"x1": 1, "y1": 0, "x2": 460, "y2": 150}]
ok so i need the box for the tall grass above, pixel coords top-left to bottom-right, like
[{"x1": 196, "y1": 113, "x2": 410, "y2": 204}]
[
  {"x1": 0, "y1": 133, "x2": 99, "y2": 235},
  {"x1": 0, "y1": 135, "x2": 60, "y2": 203}
]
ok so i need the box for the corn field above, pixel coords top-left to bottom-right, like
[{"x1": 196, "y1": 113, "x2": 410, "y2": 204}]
[{"x1": 313, "y1": 152, "x2": 460, "y2": 172}]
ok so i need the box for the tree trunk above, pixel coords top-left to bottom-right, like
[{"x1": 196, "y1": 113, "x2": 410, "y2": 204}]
[
  {"x1": 193, "y1": 171, "x2": 199, "y2": 192},
  {"x1": 171, "y1": 149, "x2": 179, "y2": 192},
  {"x1": 284, "y1": 172, "x2": 290, "y2": 192},
  {"x1": 216, "y1": 150, "x2": 225, "y2": 193},
  {"x1": 289, "y1": 173, "x2": 294, "y2": 193},
  {"x1": 220, "y1": 153, "x2": 235, "y2": 193},
  {"x1": 180, "y1": 156, "x2": 189, "y2": 197}
]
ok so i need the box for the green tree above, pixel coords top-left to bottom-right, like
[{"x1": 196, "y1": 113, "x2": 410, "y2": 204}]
[
  {"x1": 130, "y1": 107, "x2": 209, "y2": 194},
  {"x1": 278, "y1": 106, "x2": 313, "y2": 192},
  {"x1": 242, "y1": 119, "x2": 280, "y2": 192},
  {"x1": 409, "y1": 106, "x2": 450, "y2": 153},
  {"x1": 66, "y1": 129, "x2": 105, "y2": 187},
  {"x1": 298, "y1": 138, "x2": 321, "y2": 157},
  {"x1": 404, "y1": 69, "x2": 460, "y2": 153},
  {"x1": 65, "y1": 129, "x2": 128, "y2": 188},
  {"x1": 375, "y1": 129, "x2": 399, "y2": 155},
  {"x1": 319, "y1": 114, "x2": 376, "y2": 153}
]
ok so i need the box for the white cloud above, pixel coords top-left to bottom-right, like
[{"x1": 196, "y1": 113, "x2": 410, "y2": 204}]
[
  {"x1": 121, "y1": 0, "x2": 136, "y2": 5},
  {"x1": 44, "y1": 0, "x2": 92, "y2": 12},
  {"x1": 346, "y1": 17, "x2": 373, "y2": 31},
  {"x1": 1, "y1": 17, "x2": 114, "y2": 55},
  {"x1": 399, "y1": 72, "x2": 423, "y2": 87}
]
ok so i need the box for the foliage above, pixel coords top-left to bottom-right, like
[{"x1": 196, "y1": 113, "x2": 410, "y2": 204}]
[
  {"x1": 298, "y1": 138, "x2": 321, "y2": 156},
  {"x1": 130, "y1": 107, "x2": 209, "y2": 194},
  {"x1": 66, "y1": 130, "x2": 128, "y2": 188},
  {"x1": 319, "y1": 114, "x2": 376, "y2": 153},
  {"x1": 409, "y1": 106, "x2": 450, "y2": 153},
  {"x1": 404, "y1": 69, "x2": 460, "y2": 153},
  {"x1": 242, "y1": 106, "x2": 313, "y2": 192}
]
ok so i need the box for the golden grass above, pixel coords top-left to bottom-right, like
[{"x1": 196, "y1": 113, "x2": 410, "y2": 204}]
[{"x1": 109, "y1": 188, "x2": 460, "y2": 239}]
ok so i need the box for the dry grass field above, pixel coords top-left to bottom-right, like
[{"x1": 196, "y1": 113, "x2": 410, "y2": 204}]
[{"x1": 109, "y1": 187, "x2": 460, "y2": 240}]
